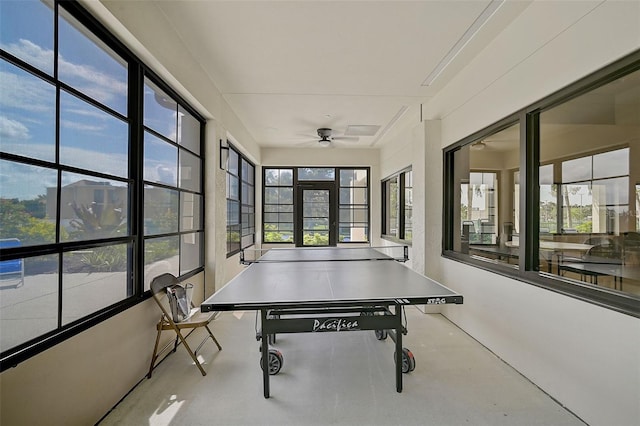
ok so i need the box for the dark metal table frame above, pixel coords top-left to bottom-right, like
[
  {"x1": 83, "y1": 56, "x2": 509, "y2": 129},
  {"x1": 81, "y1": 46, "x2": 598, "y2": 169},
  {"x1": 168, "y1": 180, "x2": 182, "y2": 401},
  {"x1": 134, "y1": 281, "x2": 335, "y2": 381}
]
[{"x1": 256, "y1": 294, "x2": 463, "y2": 398}]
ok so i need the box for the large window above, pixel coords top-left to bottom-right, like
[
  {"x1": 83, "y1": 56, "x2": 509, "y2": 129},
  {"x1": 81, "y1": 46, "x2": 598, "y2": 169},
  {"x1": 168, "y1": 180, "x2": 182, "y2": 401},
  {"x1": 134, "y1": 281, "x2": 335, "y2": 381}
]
[
  {"x1": 143, "y1": 76, "x2": 204, "y2": 288},
  {"x1": 444, "y1": 52, "x2": 640, "y2": 316},
  {"x1": 382, "y1": 168, "x2": 413, "y2": 243},
  {"x1": 449, "y1": 123, "x2": 520, "y2": 265},
  {"x1": 263, "y1": 167, "x2": 370, "y2": 245},
  {"x1": 0, "y1": 0, "x2": 205, "y2": 369},
  {"x1": 226, "y1": 143, "x2": 255, "y2": 256},
  {"x1": 264, "y1": 168, "x2": 294, "y2": 243}
]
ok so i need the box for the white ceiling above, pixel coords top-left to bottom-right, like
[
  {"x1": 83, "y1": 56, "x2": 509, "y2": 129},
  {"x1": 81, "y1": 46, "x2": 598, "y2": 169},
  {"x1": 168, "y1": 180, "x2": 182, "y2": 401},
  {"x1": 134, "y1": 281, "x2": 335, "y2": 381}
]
[{"x1": 100, "y1": 0, "x2": 531, "y2": 149}]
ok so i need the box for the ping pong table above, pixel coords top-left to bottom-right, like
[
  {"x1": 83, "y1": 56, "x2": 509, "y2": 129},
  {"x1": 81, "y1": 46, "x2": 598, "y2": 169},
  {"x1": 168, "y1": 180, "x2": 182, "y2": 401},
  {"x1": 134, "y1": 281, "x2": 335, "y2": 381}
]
[{"x1": 201, "y1": 246, "x2": 463, "y2": 398}]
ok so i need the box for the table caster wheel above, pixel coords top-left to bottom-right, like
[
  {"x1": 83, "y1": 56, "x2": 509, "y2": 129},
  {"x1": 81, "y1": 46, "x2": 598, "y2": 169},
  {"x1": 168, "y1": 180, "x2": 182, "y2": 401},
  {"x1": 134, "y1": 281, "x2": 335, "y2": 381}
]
[
  {"x1": 375, "y1": 329, "x2": 388, "y2": 340},
  {"x1": 394, "y1": 347, "x2": 416, "y2": 373},
  {"x1": 260, "y1": 349, "x2": 283, "y2": 375}
]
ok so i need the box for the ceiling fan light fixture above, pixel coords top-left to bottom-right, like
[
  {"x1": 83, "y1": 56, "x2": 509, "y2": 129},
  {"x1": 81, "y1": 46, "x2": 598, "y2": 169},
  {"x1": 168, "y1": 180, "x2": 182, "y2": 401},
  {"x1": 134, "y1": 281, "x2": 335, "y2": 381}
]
[{"x1": 319, "y1": 139, "x2": 331, "y2": 148}]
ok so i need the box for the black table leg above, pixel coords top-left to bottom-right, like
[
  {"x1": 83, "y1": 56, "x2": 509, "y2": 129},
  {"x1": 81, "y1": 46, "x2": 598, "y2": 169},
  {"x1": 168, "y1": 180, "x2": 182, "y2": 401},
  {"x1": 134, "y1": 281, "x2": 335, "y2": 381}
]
[
  {"x1": 395, "y1": 304, "x2": 403, "y2": 393},
  {"x1": 261, "y1": 309, "x2": 270, "y2": 398}
]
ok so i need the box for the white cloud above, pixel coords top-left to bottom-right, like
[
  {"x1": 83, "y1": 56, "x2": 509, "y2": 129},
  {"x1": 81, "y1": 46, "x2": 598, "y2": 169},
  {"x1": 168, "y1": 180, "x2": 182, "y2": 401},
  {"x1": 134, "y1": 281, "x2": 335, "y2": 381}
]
[
  {"x1": 0, "y1": 39, "x2": 54, "y2": 74},
  {"x1": 0, "y1": 70, "x2": 55, "y2": 114},
  {"x1": 57, "y1": 53, "x2": 127, "y2": 107},
  {"x1": 0, "y1": 117, "x2": 30, "y2": 140},
  {"x1": 2, "y1": 39, "x2": 127, "y2": 110},
  {"x1": 60, "y1": 119, "x2": 105, "y2": 133}
]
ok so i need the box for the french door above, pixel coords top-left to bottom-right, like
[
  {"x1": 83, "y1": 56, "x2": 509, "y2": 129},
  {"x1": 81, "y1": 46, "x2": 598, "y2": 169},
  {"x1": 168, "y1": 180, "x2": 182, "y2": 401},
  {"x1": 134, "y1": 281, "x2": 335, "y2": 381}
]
[{"x1": 296, "y1": 183, "x2": 336, "y2": 247}]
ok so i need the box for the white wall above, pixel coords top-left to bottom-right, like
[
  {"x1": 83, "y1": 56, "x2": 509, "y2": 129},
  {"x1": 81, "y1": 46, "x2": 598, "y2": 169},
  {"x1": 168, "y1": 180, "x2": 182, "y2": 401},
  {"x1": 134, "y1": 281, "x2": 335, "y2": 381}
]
[{"x1": 379, "y1": 1, "x2": 640, "y2": 425}]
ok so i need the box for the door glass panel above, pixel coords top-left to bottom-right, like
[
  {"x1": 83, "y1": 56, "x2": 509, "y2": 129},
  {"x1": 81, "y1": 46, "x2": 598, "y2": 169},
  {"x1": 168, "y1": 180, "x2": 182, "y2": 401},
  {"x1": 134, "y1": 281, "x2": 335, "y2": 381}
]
[{"x1": 302, "y1": 189, "x2": 330, "y2": 246}]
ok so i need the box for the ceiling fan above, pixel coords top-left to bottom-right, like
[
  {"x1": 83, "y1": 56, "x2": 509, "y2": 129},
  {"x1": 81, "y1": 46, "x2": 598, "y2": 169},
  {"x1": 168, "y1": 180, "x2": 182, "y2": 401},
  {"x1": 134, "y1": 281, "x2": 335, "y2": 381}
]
[{"x1": 299, "y1": 128, "x2": 359, "y2": 148}]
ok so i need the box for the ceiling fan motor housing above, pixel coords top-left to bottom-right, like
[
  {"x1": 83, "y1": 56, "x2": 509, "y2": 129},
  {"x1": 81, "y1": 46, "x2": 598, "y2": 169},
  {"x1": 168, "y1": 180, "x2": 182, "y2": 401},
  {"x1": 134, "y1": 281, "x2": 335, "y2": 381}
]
[{"x1": 317, "y1": 128, "x2": 332, "y2": 138}]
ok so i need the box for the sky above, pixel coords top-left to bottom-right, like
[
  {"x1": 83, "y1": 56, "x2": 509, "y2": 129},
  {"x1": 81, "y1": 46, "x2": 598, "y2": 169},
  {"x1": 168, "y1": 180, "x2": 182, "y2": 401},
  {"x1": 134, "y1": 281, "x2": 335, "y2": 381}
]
[{"x1": 0, "y1": 0, "x2": 179, "y2": 200}]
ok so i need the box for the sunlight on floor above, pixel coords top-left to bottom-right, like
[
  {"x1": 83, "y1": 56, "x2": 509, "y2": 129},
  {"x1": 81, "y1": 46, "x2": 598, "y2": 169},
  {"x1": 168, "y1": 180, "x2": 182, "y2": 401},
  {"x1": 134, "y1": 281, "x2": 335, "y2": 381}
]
[{"x1": 149, "y1": 394, "x2": 184, "y2": 426}]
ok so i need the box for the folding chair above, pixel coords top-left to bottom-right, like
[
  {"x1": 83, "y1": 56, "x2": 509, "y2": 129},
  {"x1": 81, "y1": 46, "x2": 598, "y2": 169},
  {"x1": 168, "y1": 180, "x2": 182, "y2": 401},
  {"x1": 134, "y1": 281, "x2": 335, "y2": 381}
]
[{"x1": 148, "y1": 273, "x2": 222, "y2": 378}]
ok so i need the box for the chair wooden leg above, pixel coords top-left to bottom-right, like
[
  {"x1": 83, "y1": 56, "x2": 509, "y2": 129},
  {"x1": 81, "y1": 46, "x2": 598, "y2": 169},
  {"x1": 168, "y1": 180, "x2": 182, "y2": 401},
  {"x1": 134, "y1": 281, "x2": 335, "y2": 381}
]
[
  {"x1": 173, "y1": 327, "x2": 207, "y2": 376},
  {"x1": 148, "y1": 325, "x2": 163, "y2": 379},
  {"x1": 205, "y1": 325, "x2": 223, "y2": 351}
]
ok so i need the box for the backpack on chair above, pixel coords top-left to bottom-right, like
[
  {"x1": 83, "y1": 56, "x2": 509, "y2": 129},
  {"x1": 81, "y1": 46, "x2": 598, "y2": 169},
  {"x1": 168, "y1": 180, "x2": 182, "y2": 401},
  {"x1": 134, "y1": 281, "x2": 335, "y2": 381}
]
[{"x1": 167, "y1": 283, "x2": 191, "y2": 322}]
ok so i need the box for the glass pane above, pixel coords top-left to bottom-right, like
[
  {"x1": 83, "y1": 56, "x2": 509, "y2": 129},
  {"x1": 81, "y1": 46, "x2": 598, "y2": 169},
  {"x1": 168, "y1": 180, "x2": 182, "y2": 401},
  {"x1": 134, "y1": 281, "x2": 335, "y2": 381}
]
[
  {"x1": 279, "y1": 187, "x2": 293, "y2": 204},
  {"x1": 560, "y1": 184, "x2": 591, "y2": 233},
  {"x1": 0, "y1": 61, "x2": 56, "y2": 162},
  {"x1": 405, "y1": 172, "x2": 413, "y2": 242},
  {"x1": 241, "y1": 234, "x2": 254, "y2": 249},
  {"x1": 339, "y1": 169, "x2": 355, "y2": 186},
  {"x1": 228, "y1": 149, "x2": 239, "y2": 175},
  {"x1": 339, "y1": 227, "x2": 368, "y2": 243},
  {"x1": 562, "y1": 156, "x2": 591, "y2": 182},
  {"x1": 144, "y1": 131, "x2": 178, "y2": 186},
  {"x1": 143, "y1": 236, "x2": 179, "y2": 291},
  {"x1": 144, "y1": 78, "x2": 176, "y2": 140},
  {"x1": 540, "y1": 69, "x2": 639, "y2": 295},
  {"x1": 303, "y1": 188, "x2": 330, "y2": 246},
  {"x1": 241, "y1": 182, "x2": 249, "y2": 205},
  {"x1": 304, "y1": 218, "x2": 329, "y2": 230},
  {"x1": 303, "y1": 203, "x2": 329, "y2": 217},
  {"x1": 593, "y1": 177, "x2": 628, "y2": 205},
  {"x1": 280, "y1": 169, "x2": 293, "y2": 185},
  {"x1": 593, "y1": 148, "x2": 628, "y2": 179},
  {"x1": 60, "y1": 90, "x2": 128, "y2": 177},
  {"x1": 228, "y1": 175, "x2": 239, "y2": 200},
  {"x1": 264, "y1": 169, "x2": 279, "y2": 186},
  {"x1": 341, "y1": 169, "x2": 368, "y2": 186},
  {"x1": 247, "y1": 163, "x2": 255, "y2": 185},
  {"x1": 177, "y1": 106, "x2": 200, "y2": 154},
  {"x1": 0, "y1": 0, "x2": 54, "y2": 75},
  {"x1": 298, "y1": 167, "x2": 335, "y2": 181},
  {"x1": 60, "y1": 172, "x2": 128, "y2": 242},
  {"x1": 279, "y1": 212, "x2": 293, "y2": 223},
  {"x1": 303, "y1": 190, "x2": 329, "y2": 202},
  {"x1": 264, "y1": 188, "x2": 278, "y2": 204},
  {"x1": 0, "y1": 253, "x2": 59, "y2": 353},
  {"x1": 227, "y1": 200, "x2": 240, "y2": 225},
  {"x1": 452, "y1": 123, "x2": 519, "y2": 265},
  {"x1": 303, "y1": 231, "x2": 329, "y2": 246},
  {"x1": 179, "y1": 149, "x2": 201, "y2": 192},
  {"x1": 58, "y1": 8, "x2": 127, "y2": 115},
  {"x1": 180, "y1": 232, "x2": 201, "y2": 275},
  {"x1": 0, "y1": 161, "x2": 57, "y2": 246},
  {"x1": 180, "y1": 193, "x2": 201, "y2": 231},
  {"x1": 62, "y1": 244, "x2": 130, "y2": 325},
  {"x1": 144, "y1": 185, "x2": 179, "y2": 235},
  {"x1": 539, "y1": 164, "x2": 557, "y2": 234},
  {"x1": 264, "y1": 231, "x2": 293, "y2": 243},
  {"x1": 340, "y1": 188, "x2": 368, "y2": 204},
  {"x1": 388, "y1": 177, "x2": 399, "y2": 237}
]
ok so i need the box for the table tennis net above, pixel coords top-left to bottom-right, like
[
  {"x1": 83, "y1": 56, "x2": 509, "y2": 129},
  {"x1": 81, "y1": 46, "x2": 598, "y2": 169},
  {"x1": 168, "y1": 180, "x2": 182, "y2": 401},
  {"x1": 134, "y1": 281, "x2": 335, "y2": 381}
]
[{"x1": 240, "y1": 245, "x2": 409, "y2": 264}]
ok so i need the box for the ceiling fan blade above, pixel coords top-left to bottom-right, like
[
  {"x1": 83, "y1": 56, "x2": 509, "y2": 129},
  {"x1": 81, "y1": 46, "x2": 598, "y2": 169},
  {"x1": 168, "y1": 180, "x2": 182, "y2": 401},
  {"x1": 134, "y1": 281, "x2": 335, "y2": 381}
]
[{"x1": 332, "y1": 135, "x2": 360, "y2": 142}]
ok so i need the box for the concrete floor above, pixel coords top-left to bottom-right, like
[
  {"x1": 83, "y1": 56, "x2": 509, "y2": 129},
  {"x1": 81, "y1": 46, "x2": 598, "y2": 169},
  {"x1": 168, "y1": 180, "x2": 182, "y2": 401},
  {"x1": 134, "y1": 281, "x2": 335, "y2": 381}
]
[{"x1": 99, "y1": 308, "x2": 586, "y2": 426}]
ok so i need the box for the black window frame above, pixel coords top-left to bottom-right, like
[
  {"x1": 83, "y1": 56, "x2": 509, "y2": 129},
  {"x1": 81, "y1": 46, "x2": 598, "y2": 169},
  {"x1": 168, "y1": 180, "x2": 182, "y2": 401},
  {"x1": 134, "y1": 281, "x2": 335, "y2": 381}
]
[
  {"x1": 382, "y1": 167, "x2": 413, "y2": 243},
  {"x1": 0, "y1": 0, "x2": 206, "y2": 370},
  {"x1": 442, "y1": 50, "x2": 640, "y2": 318},
  {"x1": 262, "y1": 167, "x2": 371, "y2": 245},
  {"x1": 226, "y1": 142, "x2": 255, "y2": 257}
]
